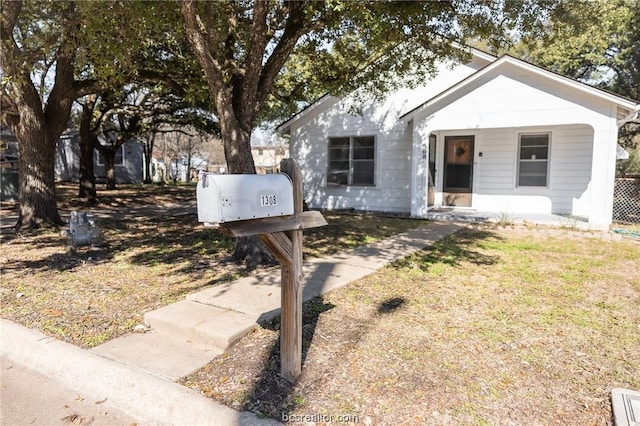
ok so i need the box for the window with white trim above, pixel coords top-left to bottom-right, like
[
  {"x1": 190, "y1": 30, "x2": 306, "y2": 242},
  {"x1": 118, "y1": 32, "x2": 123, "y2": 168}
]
[
  {"x1": 96, "y1": 145, "x2": 125, "y2": 166},
  {"x1": 517, "y1": 133, "x2": 549, "y2": 187},
  {"x1": 327, "y1": 136, "x2": 375, "y2": 186}
]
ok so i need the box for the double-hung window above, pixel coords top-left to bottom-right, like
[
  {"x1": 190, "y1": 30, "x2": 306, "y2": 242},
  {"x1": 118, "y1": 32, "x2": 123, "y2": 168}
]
[
  {"x1": 327, "y1": 136, "x2": 375, "y2": 186},
  {"x1": 517, "y1": 133, "x2": 549, "y2": 187},
  {"x1": 97, "y1": 145, "x2": 125, "y2": 166}
]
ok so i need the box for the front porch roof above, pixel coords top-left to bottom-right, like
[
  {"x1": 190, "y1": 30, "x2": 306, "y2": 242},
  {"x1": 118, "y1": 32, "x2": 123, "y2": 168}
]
[{"x1": 399, "y1": 55, "x2": 639, "y2": 124}]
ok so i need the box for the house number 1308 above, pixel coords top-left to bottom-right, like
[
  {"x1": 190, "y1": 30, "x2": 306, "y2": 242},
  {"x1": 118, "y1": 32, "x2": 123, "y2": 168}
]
[{"x1": 260, "y1": 195, "x2": 278, "y2": 206}]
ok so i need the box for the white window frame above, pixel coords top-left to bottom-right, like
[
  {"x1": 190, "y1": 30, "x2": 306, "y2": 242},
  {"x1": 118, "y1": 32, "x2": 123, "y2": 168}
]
[
  {"x1": 96, "y1": 145, "x2": 125, "y2": 167},
  {"x1": 327, "y1": 135, "x2": 376, "y2": 187},
  {"x1": 516, "y1": 133, "x2": 550, "y2": 188}
]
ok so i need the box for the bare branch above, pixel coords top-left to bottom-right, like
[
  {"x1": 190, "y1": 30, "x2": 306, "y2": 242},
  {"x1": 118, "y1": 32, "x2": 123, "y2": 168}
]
[
  {"x1": 0, "y1": 0, "x2": 21, "y2": 40},
  {"x1": 179, "y1": 1, "x2": 228, "y2": 101}
]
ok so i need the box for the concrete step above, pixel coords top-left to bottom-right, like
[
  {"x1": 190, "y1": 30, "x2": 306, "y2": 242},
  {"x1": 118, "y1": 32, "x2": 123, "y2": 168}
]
[
  {"x1": 144, "y1": 300, "x2": 259, "y2": 351},
  {"x1": 187, "y1": 274, "x2": 282, "y2": 318},
  {"x1": 91, "y1": 330, "x2": 223, "y2": 380},
  {"x1": 93, "y1": 300, "x2": 261, "y2": 380}
]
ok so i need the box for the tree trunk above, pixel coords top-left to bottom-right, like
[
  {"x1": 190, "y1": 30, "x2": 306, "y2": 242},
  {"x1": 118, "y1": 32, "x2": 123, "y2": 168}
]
[
  {"x1": 9, "y1": 70, "x2": 70, "y2": 230},
  {"x1": 78, "y1": 134, "x2": 97, "y2": 201},
  {"x1": 95, "y1": 144, "x2": 117, "y2": 190},
  {"x1": 232, "y1": 235, "x2": 276, "y2": 268},
  {"x1": 219, "y1": 119, "x2": 274, "y2": 265},
  {"x1": 143, "y1": 133, "x2": 155, "y2": 184},
  {"x1": 173, "y1": 157, "x2": 179, "y2": 183},
  {"x1": 14, "y1": 117, "x2": 63, "y2": 229},
  {"x1": 220, "y1": 118, "x2": 256, "y2": 175},
  {"x1": 78, "y1": 95, "x2": 97, "y2": 202},
  {"x1": 180, "y1": 0, "x2": 301, "y2": 266},
  {"x1": 104, "y1": 153, "x2": 116, "y2": 190},
  {"x1": 2, "y1": 1, "x2": 83, "y2": 230}
]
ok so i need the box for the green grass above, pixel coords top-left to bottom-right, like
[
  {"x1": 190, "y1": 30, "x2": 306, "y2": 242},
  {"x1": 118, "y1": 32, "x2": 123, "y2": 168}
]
[{"x1": 183, "y1": 225, "x2": 640, "y2": 425}]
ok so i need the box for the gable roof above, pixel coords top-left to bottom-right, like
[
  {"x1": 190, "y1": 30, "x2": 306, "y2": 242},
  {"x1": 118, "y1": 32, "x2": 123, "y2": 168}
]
[
  {"x1": 400, "y1": 54, "x2": 639, "y2": 123},
  {"x1": 276, "y1": 93, "x2": 333, "y2": 135},
  {"x1": 276, "y1": 46, "x2": 497, "y2": 135}
]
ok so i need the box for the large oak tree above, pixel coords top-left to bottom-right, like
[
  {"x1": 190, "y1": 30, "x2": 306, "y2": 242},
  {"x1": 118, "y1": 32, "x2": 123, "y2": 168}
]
[
  {"x1": 1, "y1": 1, "x2": 208, "y2": 227},
  {"x1": 1, "y1": 0, "x2": 557, "y2": 236},
  {"x1": 1, "y1": 1, "x2": 90, "y2": 228},
  {"x1": 178, "y1": 0, "x2": 557, "y2": 263}
]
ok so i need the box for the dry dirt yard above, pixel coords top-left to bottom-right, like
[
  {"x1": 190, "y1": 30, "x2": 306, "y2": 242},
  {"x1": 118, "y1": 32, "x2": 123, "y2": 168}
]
[
  {"x1": 2, "y1": 184, "x2": 639, "y2": 425},
  {"x1": 0, "y1": 183, "x2": 424, "y2": 347},
  {"x1": 181, "y1": 225, "x2": 640, "y2": 426}
]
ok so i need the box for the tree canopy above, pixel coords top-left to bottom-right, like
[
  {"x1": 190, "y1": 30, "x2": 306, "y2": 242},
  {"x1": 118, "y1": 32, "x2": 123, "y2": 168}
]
[
  {"x1": 180, "y1": 0, "x2": 558, "y2": 169},
  {"x1": 512, "y1": 0, "x2": 640, "y2": 174},
  {"x1": 0, "y1": 0, "x2": 212, "y2": 228},
  {"x1": 177, "y1": 0, "x2": 561, "y2": 263},
  {"x1": 2, "y1": 0, "x2": 565, "y2": 231}
]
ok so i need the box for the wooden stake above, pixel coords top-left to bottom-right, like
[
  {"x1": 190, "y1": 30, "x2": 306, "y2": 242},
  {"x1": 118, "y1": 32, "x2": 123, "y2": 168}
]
[
  {"x1": 217, "y1": 159, "x2": 325, "y2": 383},
  {"x1": 279, "y1": 158, "x2": 303, "y2": 383}
]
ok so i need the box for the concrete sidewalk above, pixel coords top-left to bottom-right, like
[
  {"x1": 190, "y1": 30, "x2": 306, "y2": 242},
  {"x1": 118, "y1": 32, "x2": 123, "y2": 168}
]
[{"x1": 1, "y1": 221, "x2": 462, "y2": 425}]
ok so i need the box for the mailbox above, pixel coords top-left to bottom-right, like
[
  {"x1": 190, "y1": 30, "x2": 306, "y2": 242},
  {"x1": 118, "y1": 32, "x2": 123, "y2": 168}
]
[{"x1": 197, "y1": 173, "x2": 294, "y2": 224}]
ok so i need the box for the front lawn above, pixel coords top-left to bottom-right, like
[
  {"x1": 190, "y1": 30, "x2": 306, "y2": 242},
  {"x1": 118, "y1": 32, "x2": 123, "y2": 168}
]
[
  {"x1": 182, "y1": 226, "x2": 640, "y2": 425},
  {"x1": 0, "y1": 184, "x2": 425, "y2": 348}
]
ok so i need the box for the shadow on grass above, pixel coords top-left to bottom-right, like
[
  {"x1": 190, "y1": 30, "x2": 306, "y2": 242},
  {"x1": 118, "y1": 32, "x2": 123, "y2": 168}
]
[
  {"x1": 0, "y1": 213, "x2": 239, "y2": 278},
  {"x1": 377, "y1": 297, "x2": 406, "y2": 314},
  {"x1": 1, "y1": 196, "x2": 427, "y2": 286},
  {"x1": 391, "y1": 227, "x2": 499, "y2": 271},
  {"x1": 230, "y1": 226, "x2": 498, "y2": 421},
  {"x1": 238, "y1": 293, "x2": 411, "y2": 420},
  {"x1": 244, "y1": 296, "x2": 336, "y2": 417}
]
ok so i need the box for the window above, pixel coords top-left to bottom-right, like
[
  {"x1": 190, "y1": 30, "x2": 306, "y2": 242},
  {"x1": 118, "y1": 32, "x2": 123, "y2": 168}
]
[
  {"x1": 517, "y1": 134, "x2": 549, "y2": 187},
  {"x1": 96, "y1": 145, "x2": 125, "y2": 166},
  {"x1": 327, "y1": 136, "x2": 375, "y2": 186}
]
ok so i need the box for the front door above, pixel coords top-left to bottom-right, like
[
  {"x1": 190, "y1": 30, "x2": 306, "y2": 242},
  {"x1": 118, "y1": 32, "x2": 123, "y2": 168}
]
[
  {"x1": 427, "y1": 134, "x2": 436, "y2": 206},
  {"x1": 443, "y1": 136, "x2": 474, "y2": 207}
]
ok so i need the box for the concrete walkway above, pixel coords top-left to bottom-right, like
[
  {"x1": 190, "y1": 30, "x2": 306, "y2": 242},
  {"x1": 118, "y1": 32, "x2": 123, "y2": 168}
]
[{"x1": 1, "y1": 220, "x2": 462, "y2": 425}]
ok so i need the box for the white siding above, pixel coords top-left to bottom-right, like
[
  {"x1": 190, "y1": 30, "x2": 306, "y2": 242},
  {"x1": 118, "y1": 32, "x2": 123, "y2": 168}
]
[
  {"x1": 421, "y1": 66, "x2": 614, "y2": 131},
  {"x1": 461, "y1": 125, "x2": 594, "y2": 216},
  {"x1": 412, "y1": 63, "x2": 619, "y2": 227},
  {"x1": 290, "y1": 59, "x2": 486, "y2": 213},
  {"x1": 288, "y1": 54, "x2": 625, "y2": 228}
]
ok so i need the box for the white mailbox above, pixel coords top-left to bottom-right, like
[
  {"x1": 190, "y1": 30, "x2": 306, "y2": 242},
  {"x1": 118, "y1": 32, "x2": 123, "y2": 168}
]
[{"x1": 197, "y1": 173, "x2": 294, "y2": 224}]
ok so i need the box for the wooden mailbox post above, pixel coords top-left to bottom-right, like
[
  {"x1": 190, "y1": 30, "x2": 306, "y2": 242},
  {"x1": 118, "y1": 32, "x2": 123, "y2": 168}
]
[{"x1": 196, "y1": 159, "x2": 326, "y2": 383}]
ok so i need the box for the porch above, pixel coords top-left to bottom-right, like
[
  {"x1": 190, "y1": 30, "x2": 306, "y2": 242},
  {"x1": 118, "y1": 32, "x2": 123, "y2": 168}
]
[{"x1": 426, "y1": 207, "x2": 591, "y2": 230}]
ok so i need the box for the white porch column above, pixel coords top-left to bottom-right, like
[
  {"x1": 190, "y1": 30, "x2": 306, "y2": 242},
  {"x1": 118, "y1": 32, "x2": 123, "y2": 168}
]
[
  {"x1": 588, "y1": 114, "x2": 618, "y2": 229},
  {"x1": 410, "y1": 118, "x2": 430, "y2": 218}
]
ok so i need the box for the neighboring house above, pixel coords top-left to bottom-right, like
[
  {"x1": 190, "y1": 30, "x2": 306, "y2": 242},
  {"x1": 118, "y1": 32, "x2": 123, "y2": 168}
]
[
  {"x1": 1, "y1": 124, "x2": 19, "y2": 201},
  {"x1": 56, "y1": 132, "x2": 144, "y2": 184},
  {"x1": 149, "y1": 154, "x2": 167, "y2": 183},
  {"x1": 252, "y1": 145, "x2": 289, "y2": 174},
  {"x1": 278, "y1": 48, "x2": 640, "y2": 230},
  {"x1": 167, "y1": 153, "x2": 208, "y2": 182}
]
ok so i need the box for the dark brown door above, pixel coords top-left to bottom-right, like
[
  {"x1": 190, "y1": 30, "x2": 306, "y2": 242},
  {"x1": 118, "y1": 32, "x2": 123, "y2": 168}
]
[
  {"x1": 427, "y1": 134, "x2": 436, "y2": 206},
  {"x1": 443, "y1": 136, "x2": 474, "y2": 207}
]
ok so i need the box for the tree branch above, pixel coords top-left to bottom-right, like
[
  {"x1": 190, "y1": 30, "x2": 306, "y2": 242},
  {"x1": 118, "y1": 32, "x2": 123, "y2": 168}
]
[
  {"x1": 237, "y1": 0, "x2": 269, "y2": 120},
  {"x1": 0, "y1": 0, "x2": 23, "y2": 79},
  {"x1": 179, "y1": 1, "x2": 229, "y2": 104},
  {"x1": 255, "y1": 1, "x2": 308, "y2": 115}
]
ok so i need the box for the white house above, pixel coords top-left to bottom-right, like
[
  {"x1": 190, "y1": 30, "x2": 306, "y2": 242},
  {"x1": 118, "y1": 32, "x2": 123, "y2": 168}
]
[
  {"x1": 252, "y1": 145, "x2": 289, "y2": 174},
  {"x1": 277, "y1": 48, "x2": 639, "y2": 230}
]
